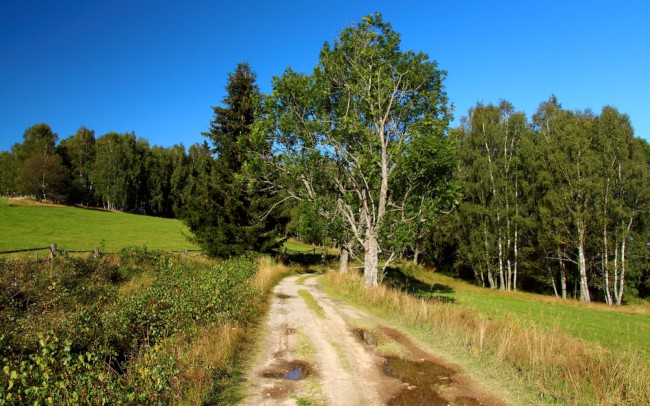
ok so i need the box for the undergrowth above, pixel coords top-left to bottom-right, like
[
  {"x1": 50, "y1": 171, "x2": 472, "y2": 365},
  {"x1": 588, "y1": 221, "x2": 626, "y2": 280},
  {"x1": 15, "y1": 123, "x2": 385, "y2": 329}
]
[{"x1": 0, "y1": 249, "x2": 291, "y2": 404}]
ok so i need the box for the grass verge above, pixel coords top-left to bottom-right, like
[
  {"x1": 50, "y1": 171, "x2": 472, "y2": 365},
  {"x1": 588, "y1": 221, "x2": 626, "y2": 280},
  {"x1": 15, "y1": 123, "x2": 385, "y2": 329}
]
[
  {"x1": 298, "y1": 289, "x2": 325, "y2": 318},
  {"x1": 321, "y1": 271, "x2": 649, "y2": 406}
]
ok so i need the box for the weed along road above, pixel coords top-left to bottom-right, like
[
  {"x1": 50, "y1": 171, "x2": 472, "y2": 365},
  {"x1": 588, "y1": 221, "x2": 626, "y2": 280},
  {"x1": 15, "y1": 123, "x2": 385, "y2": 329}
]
[{"x1": 244, "y1": 273, "x2": 505, "y2": 406}]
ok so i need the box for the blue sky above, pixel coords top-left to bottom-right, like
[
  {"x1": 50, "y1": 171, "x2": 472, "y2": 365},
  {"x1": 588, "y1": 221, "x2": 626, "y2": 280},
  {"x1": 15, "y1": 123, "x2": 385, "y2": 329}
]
[{"x1": 1, "y1": 0, "x2": 649, "y2": 152}]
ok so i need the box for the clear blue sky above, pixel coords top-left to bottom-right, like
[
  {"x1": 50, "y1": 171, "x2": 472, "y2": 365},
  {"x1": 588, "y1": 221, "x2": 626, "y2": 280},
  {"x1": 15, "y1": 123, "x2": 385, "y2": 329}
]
[{"x1": 1, "y1": 0, "x2": 649, "y2": 152}]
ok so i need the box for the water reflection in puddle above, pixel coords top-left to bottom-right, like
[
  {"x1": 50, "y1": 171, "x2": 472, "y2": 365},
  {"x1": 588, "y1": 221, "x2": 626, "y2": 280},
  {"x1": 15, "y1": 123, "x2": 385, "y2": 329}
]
[
  {"x1": 383, "y1": 356, "x2": 482, "y2": 406},
  {"x1": 261, "y1": 360, "x2": 311, "y2": 381}
]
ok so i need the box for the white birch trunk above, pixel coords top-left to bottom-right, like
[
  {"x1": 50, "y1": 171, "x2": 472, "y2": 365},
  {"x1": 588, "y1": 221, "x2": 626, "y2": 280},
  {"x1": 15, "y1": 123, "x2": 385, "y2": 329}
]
[
  {"x1": 577, "y1": 225, "x2": 591, "y2": 303},
  {"x1": 364, "y1": 232, "x2": 379, "y2": 288},
  {"x1": 339, "y1": 246, "x2": 350, "y2": 273}
]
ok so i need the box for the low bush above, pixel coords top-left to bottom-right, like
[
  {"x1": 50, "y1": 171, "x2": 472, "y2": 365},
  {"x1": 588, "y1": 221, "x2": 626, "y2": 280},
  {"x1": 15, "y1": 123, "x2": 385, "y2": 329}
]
[{"x1": 0, "y1": 251, "x2": 286, "y2": 404}]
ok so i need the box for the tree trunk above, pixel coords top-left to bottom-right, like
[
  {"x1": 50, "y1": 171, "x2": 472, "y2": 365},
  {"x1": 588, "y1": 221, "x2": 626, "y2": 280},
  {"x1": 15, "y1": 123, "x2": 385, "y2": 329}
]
[
  {"x1": 497, "y1": 233, "x2": 505, "y2": 290},
  {"x1": 513, "y1": 225, "x2": 518, "y2": 291},
  {"x1": 339, "y1": 246, "x2": 350, "y2": 273},
  {"x1": 603, "y1": 226, "x2": 612, "y2": 305},
  {"x1": 364, "y1": 232, "x2": 379, "y2": 288},
  {"x1": 577, "y1": 226, "x2": 591, "y2": 303},
  {"x1": 413, "y1": 246, "x2": 420, "y2": 265},
  {"x1": 616, "y1": 238, "x2": 626, "y2": 306},
  {"x1": 551, "y1": 270, "x2": 559, "y2": 298}
]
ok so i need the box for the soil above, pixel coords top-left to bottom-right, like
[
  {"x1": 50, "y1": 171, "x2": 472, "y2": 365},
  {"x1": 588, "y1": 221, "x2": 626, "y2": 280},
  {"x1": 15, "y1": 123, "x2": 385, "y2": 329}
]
[{"x1": 243, "y1": 273, "x2": 508, "y2": 406}]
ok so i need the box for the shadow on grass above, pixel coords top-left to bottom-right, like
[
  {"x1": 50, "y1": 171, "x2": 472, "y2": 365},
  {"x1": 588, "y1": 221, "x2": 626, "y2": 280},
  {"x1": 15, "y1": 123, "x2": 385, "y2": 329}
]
[
  {"x1": 382, "y1": 266, "x2": 456, "y2": 303},
  {"x1": 277, "y1": 251, "x2": 330, "y2": 266}
]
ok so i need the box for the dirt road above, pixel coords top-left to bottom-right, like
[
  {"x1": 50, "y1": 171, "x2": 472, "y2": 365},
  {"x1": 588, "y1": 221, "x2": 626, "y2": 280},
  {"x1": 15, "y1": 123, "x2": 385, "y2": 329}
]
[{"x1": 243, "y1": 273, "x2": 505, "y2": 406}]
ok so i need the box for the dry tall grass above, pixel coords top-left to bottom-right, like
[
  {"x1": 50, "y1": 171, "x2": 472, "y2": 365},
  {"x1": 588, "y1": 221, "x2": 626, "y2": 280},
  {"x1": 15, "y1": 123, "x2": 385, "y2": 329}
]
[
  {"x1": 252, "y1": 256, "x2": 292, "y2": 294},
  {"x1": 169, "y1": 255, "x2": 293, "y2": 404},
  {"x1": 323, "y1": 272, "x2": 650, "y2": 406},
  {"x1": 171, "y1": 322, "x2": 245, "y2": 405}
]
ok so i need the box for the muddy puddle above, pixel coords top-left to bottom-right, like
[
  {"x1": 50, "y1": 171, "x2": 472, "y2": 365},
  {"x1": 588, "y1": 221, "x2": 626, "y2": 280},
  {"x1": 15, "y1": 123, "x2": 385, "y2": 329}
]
[
  {"x1": 261, "y1": 360, "x2": 311, "y2": 381},
  {"x1": 275, "y1": 293, "x2": 293, "y2": 299},
  {"x1": 384, "y1": 356, "x2": 482, "y2": 406},
  {"x1": 354, "y1": 328, "x2": 378, "y2": 346}
]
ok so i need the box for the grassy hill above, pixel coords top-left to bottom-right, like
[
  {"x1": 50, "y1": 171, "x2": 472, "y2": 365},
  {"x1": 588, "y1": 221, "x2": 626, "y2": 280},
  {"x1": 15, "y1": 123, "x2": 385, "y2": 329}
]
[{"x1": 0, "y1": 198, "x2": 198, "y2": 254}]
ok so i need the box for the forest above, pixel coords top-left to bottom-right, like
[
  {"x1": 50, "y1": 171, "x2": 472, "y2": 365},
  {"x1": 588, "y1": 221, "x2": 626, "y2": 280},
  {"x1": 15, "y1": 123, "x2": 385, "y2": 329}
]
[{"x1": 1, "y1": 14, "x2": 648, "y2": 304}]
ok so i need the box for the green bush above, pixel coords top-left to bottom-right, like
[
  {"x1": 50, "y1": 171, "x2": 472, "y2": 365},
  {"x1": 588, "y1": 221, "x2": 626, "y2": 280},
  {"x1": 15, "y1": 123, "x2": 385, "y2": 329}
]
[{"x1": 0, "y1": 251, "x2": 262, "y2": 404}]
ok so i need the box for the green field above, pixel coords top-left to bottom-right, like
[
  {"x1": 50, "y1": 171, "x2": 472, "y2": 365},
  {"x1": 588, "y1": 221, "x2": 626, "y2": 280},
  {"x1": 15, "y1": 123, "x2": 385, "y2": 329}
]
[
  {"x1": 408, "y1": 268, "x2": 650, "y2": 360},
  {"x1": 0, "y1": 198, "x2": 198, "y2": 253}
]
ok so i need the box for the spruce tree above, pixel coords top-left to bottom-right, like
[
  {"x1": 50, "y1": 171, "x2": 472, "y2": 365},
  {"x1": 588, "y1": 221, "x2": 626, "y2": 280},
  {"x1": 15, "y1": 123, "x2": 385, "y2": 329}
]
[{"x1": 182, "y1": 62, "x2": 282, "y2": 257}]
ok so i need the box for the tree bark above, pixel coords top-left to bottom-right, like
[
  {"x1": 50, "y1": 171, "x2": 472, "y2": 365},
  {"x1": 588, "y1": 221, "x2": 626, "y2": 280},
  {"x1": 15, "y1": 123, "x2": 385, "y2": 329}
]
[
  {"x1": 339, "y1": 245, "x2": 350, "y2": 273},
  {"x1": 413, "y1": 247, "x2": 420, "y2": 265},
  {"x1": 616, "y1": 238, "x2": 626, "y2": 306},
  {"x1": 364, "y1": 232, "x2": 379, "y2": 288},
  {"x1": 577, "y1": 225, "x2": 591, "y2": 303}
]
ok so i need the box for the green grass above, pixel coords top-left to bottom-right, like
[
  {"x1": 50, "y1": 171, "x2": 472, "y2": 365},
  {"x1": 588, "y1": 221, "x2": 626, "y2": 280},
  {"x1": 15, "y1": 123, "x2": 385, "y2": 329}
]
[
  {"x1": 297, "y1": 289, "x2": 325, "y2": 318},
  {"x1": 409, "y1": 268, "x2": 650, "y2": 361},
  {"x1": 282, "y1": 238, "x2": 337, "y2": 254},
  {"x1": 0, "y1": 198, "x2": 198, "y2": 253}
]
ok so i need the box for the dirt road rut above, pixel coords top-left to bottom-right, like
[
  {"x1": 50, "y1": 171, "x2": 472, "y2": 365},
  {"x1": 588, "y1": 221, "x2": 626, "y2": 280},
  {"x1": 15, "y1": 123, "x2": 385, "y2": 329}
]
[{"x1": 243, "y1": 273, "x2": 504, "y2": 406}]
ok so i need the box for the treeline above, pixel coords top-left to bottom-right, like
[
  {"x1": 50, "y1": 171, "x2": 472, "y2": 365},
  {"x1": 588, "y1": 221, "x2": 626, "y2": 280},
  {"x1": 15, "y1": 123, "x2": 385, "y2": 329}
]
[
  {"x1": 430, "y1": 98, "x2": 650, "y2": 302},
  {"x1": 0, "y1": 124, "x2": 216, "y2": 218},
  {"x1": 2, "y1": 13, "x2": 649, "y2": 303}
]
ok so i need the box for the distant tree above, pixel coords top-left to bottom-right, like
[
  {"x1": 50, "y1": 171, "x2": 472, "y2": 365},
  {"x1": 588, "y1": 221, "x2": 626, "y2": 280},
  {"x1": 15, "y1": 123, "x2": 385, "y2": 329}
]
[
  {"x1": 0, "y1": 151, "x2": 18, "y2": 195},
  {"x1": 12, "y1": 123, "x2": 58, "y2": 162},
  {"x1": 145, "y1": 145, "x2": 174, "y2": 217},
  {"x1": 92, "y1": 132, "x2": 144, "y2": 211},
  {"x1": 181, "y1": 63, "x2": 282, "y2": 257},
  {"x1": 58, "y1": 127, "x2": 96, "y2": 203},
  {"x1": 18, "y1": 154, "x2": 67, "y2": 201},
  {"x1": 451, "y1": 101, "x2": 527, "y2": 289}
]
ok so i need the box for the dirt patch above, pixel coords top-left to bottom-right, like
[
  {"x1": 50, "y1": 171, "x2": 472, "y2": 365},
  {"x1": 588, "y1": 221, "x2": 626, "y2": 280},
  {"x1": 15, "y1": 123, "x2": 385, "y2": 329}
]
[{"x1": 275, "y1": 293, "x2": 293, "y2": 299}]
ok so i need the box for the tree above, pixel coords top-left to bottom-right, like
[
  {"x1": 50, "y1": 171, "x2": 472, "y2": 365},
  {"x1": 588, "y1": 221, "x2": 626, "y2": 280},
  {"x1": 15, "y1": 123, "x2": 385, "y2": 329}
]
[
  {"x1": 259, "y1": 13, "x2": 452, "y2": 287},
  {"x1": 58, "y1": 127, "x2": 96, "y2": 203},
  {"x1": 18, "y1": 154, "x2": 67, "y2": 201},
  {"x1": 593, "y1": 107, "x2": 650, "y2": 305},
  {"x1": 181, "y1": 62, "x2": 282, "y2": 257},
  {"x1": 13, "y1": 123, "x2": 58, "y2": 163},
  {"x1": 451, "y1": 101, "x2": 527, "y2": 290},
  {"x1": 92, "y1": 132, "x2": 144, "y2": 211},
  {"x1": 0, "y1": 151, "x2": 18, "y2": 195}
]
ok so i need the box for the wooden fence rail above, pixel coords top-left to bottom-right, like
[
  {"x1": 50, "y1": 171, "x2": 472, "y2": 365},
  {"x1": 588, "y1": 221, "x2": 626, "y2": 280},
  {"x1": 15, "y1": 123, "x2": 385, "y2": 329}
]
[{"x1": 0, "y1": 244, "x2": 203, "y2": 259}]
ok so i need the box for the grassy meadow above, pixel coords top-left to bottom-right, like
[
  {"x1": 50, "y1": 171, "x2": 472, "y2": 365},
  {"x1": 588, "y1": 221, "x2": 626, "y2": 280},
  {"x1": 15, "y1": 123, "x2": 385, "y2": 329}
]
[
  {"x1": 401, "y1": 268, "x2": 650, "y2": 361},
  {"x1": 0, "y1": 198, "x2": 198, "y2": 254}
]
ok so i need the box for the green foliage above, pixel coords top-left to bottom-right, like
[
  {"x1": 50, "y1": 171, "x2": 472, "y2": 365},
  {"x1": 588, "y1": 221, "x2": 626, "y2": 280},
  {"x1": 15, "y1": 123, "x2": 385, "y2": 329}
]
[
  {"x1": 181, "y1": 63, "x2": 284, "y2": 258},
  {"x1": 259, "y1": 13, "x2": 454, "y2": 285},
  {"x1": 0, "y1": 252, "x2": 263, "y2": 404}
]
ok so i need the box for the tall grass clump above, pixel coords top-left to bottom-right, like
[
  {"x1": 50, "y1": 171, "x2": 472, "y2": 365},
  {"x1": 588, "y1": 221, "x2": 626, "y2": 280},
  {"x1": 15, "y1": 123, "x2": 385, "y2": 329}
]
[
  {"x1": 322, "y1": 272, "x2": 650, "y2": 406},
  {"x1": 0, "y1": 250, "x2": 291, "y2": 404}
]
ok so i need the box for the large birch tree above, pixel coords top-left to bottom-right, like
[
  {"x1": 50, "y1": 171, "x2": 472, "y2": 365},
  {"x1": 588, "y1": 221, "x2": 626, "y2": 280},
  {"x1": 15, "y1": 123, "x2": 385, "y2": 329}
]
[{"x1": 257, "y1": 13, "x2": 452, "y2": 287}]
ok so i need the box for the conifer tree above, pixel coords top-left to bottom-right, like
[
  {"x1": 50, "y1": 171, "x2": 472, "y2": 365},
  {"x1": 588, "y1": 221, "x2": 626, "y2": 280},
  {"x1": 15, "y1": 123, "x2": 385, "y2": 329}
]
[{"x1": 181, "y1": 62, "x2": 282, "y2": 257}]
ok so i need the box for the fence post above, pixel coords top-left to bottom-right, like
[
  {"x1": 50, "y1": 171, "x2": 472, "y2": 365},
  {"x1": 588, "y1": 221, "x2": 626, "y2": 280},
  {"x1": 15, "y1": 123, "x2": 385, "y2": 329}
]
[
  {"x1": 94, "y1": 248, "x2": 100, "y2": 258},
  {"x1": 50, "y1": 243, "x2": 57, "y2": 258}
]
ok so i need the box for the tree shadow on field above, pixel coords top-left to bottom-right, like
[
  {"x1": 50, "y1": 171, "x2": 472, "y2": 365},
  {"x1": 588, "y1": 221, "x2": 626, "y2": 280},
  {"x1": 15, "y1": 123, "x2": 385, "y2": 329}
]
[
  {"x1": 277, "y1": 251, "x2": 329, "y2": 266},
  {"x1": 382, "y1": 266, "x2": 456, "y2": 303}
]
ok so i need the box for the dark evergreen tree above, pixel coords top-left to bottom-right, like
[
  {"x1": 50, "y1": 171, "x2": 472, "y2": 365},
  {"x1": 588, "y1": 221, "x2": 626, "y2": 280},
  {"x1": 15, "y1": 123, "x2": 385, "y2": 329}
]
[{"x1": 181, "y1": 62, "x2": 283, "y2": 257}]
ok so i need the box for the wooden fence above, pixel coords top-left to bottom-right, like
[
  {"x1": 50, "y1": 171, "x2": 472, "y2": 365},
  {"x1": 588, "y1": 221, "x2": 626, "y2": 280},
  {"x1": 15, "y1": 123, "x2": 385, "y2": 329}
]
[{"x1": 0, "y1": 244, "x2": 202, "y2": 259}]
